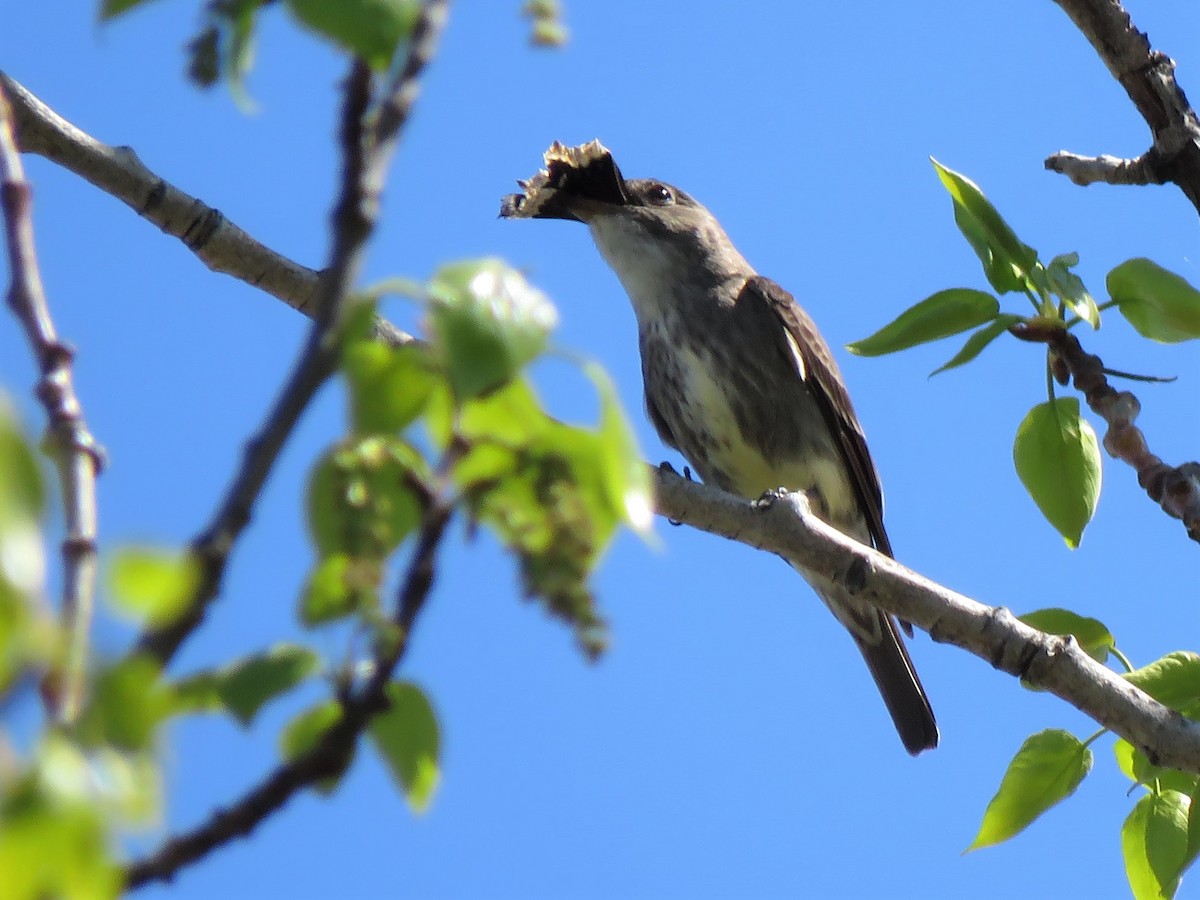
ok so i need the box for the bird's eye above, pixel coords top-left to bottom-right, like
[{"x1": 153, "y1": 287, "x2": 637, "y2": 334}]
[{"x1": 647, "y1": 183, "x2": 675, "y2": 205}]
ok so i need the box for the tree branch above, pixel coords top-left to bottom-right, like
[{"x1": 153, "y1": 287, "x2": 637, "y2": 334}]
[
  {"x1": 1048, "y1": 0, "x2": 1200, "y2": 214},
  {"x1": 0, "y1": 70, "x2": 410, "y2": 347},
  {"x1": 1011, "y1": 320, "x2": 1200, "y2": 542},
  {"x1": 650, "y1": 468, "x2": 1200, "y2": 774},
  {"x1": 0, "y1": 84, "x2": 103, "y2": 723},
  {"x1": 126, "y1": 10, "x2": 455, "y2": 880},
  {"x1": 136, "y1": 59, "x2": 387, "y2": 665},
  {"x1": 124, "y1": 496, "x2": 454, "y2": 889},
  {"x1": 8, "y1": 0, "x2": 1198, "y2": 802}
]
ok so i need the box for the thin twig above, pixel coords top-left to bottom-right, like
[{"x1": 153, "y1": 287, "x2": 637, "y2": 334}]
[
  {"x1": 124, "y1": 498, "x2": 454, "y2": 889},
  {"x1": 1044, "y1": 150, "x2": 1165, "y2": 187},
  {"x1": 1011, "y1": 320, "x2": 1200, "y2": 542},
  {"x1": 1048, "y1": 0, "x2": 1200, "y2": 215},
  {"x1": 0, "y1": 84, "x2": 103, "y2": 723}
]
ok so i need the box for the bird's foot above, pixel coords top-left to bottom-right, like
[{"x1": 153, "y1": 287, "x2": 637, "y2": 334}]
[
  {"x1": 659, "y1": 461, "x2": 692, "y2": 526},
  {"x1": 658, "y1": 460, "x2": 692, "y2": 480},
  {"x1": 752, "y1": 486, "x2": 791, "y2": 510},
  {"x1": 657, "y1": 460, "x2": 696, "y2": 525}
]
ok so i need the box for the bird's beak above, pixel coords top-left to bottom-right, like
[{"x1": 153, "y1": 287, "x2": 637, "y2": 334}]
[{"x1": 500, "y1": 140, "x2": 627, "y2": 223}]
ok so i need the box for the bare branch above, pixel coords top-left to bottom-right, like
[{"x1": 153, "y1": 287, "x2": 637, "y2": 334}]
[
  {"x1": 10, "y1": 0, "x2": 1198, "y2": 809},
  {"x1": 134, "y1": 59, "x2": 380, "y2": 664},
  {"x1": 1012, "y1": 320, "x2": 1200, "y2": 542},
  {"x1": 1044, "y1": 149, "x2": 1164, "y2": 186},
  {"x1": 125, "y1": 7, "x2": 455, "y2": 883},
  {"x1": 136, "y1": 1, "x2": 450, "y2": 664},
  {"x1": 650, "y1": 468, "x2": 1200, "y2": 774},
  {"x1": 0, "y1": 84, "x2": 103, "y2": 723},
  {"x1": 125, "y1": 497, "x2": 454, "y2": 889},
  {"x1": 0, "y1": 70, "x2": 410, "y2": 348},
  {"x1": 1049, "y1": 0, "x2": 1200, "y2": 214}
]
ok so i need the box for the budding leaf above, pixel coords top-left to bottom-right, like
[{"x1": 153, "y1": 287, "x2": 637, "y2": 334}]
[
  {"x1": 931, "y1": 159, "x2": 1038, "y2": 294},
  {"x1": 967, "y1": 729, "x2": 1092, "y2": 851},
  {"x1": 847, "y1": 288, "x2": 999, "y2": 357},
  {"x1": 1045, "y1": 253, "x2": 1100, "y2": 329},
  {"x1": 1013, "y1": 398, "x2": 1101, "y2": 548},
  {"x1": 1108, "y1": 258, "x2": 1200, "y2": 343}
]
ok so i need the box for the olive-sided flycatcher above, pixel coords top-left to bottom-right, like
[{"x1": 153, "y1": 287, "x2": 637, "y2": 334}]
[{"x1": 501, "y1": 141, "x2": 938, "y2": 755}]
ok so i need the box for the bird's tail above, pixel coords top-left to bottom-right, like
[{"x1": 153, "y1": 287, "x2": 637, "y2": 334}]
[{"x1": 852, "y1": 611, "x2": 939, "y2": 755}]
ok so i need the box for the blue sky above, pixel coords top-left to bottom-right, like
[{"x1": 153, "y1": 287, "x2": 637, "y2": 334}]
[{"x1": 4, "y1": 1, "x2": 1200, "y2": 897}]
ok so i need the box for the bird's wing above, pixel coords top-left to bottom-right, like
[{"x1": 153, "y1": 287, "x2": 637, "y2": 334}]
[{"x1": 741, "y1": 275, "x2": 893, "y2": 558}]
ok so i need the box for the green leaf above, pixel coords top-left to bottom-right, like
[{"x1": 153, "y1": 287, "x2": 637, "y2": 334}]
[
  {"x1": 967, "y1": 729, "x2": 1092, "y2": 851},
  {"x1": 1045, "y1": 254, "x2": 1100, "y2": 328},
  {"x1": 174, "y1": 644, "x2": 321, "y2": 726},
  {"x1": 930, "y1": 313, "x2": 1024, "y2": 375},
  {"x1": 300, "y1": 553, "x2": 378, "y2": 626},
  {"x1": 584, "y1": 361, "x2": 653, "y2": 534},
  {"x1": 0, "y1": 395, "x2": 45, "y2": 526},
  {"x1": 931, "y1": 159, "x2": 1038, "y2": 294},
  {"x1": 107, "y1": 548, "x2": 199, "y2": 628},
  {"x1": 0, "y1": 736, "x2": 122, "y2": 900},
  {"x1": 1125, "y1": 652, "x2": 1200, "y2": 716},
  {"x1": 428, "y1": 259, "x2": 558, "y2": 401},
  {"x1": 307, "y1": 437, "x2": 424, "y2": 559},
  {"x1": 90, "y1": 748, "x2": 163, "y2": 827},
  {"x1": 1113, "y1": 739, "x2": 1199, "y2": 796},
  {"x1": 846, "y1": 288, "x2": 1000, "y2": 356},
  {"x1": 1124, "y1": 790, "x2": 1192, "y2": 900},
  {"x1": 186, "y1": 25, "x2": 221, "y2": 88},
  {"x1": 0, "y1": 572, "x2": 56, "y2": 698},
  {"x1": 286, "y1": 0, "x2": 419, "y2": 70},
  {"x1": 1017, "y1": 607, "x2": 1114, "y2": 663},
  {"x1": 468, "y1": 425, "x2": 612, "y2": 658},
  {"x1": 368, "y1": 681, "x2": 440, "y2": 812},
  {"x1": 98, "y1": 0, "x2": 160, "y2": 19},
  {"x1": 279, "y1": 701, "x2": 351, "y2": 795},
  {"x1": 1012, "y1": 398, "x2": 1101, "y2": 548},
  {"x1": 343, "y1": 341, "x2": 436, "y2": 435},
  {"x1": 76, "y1": 655, "x2": 172, "y2": 752},
  {"x1": 1109, "y1": 258, "x2": 1200, "y2": 343}
]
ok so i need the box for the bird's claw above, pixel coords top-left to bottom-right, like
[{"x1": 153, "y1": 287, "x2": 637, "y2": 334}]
[
  {"x1": 753, "y1": 486, "x2": 791, "y2": 509},
  {"x1": 659, "y1": 461, "x2": 692, "y2": 525}
]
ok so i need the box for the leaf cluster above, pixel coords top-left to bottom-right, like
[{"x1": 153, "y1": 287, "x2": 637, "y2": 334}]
[
  {"x1": 850, "y1": 161, "x2": 1200, "y2": 548},
  {"x1": 971, "y1": 609, "x2": 1200, "y2": 899}
]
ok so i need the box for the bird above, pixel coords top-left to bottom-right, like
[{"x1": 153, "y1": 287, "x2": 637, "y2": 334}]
[{"x1": 501, "y1": 141, "x2": 937, "y2": 755}]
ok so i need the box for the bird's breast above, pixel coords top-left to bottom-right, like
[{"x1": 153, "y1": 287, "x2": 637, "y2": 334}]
[{"x1": 639, "y1": 318, "x2": 860, "y2": 529}]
